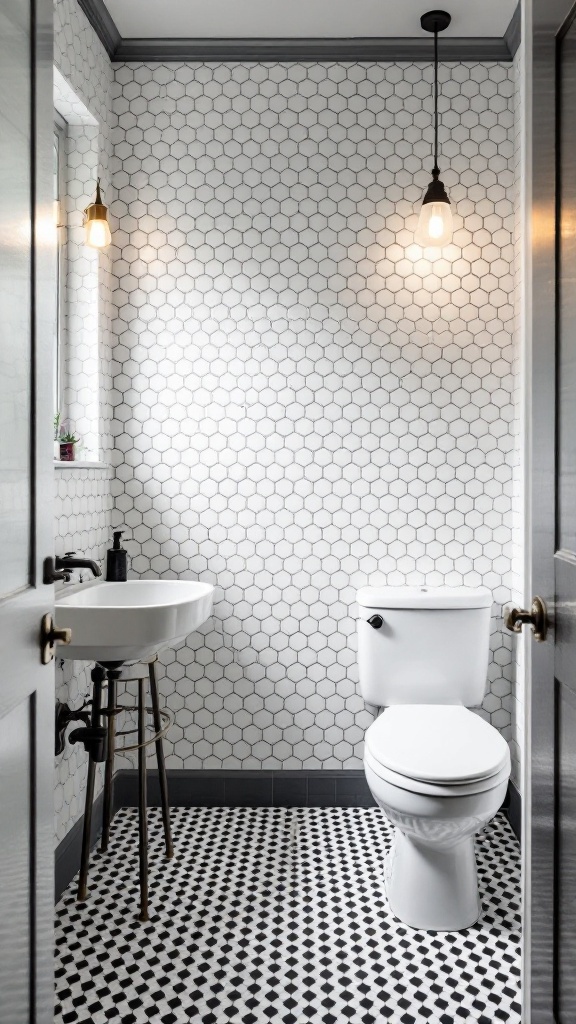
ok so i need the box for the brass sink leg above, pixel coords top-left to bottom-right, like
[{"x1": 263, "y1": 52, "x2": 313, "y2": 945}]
[
  {"x1": 77, "y1": 664, "x2": 106, "y2": 903},
  {"x1": 100, "y1": 676, "x2": 117, "y2": 854},
  {"x1": 77, "y1": 757, "x2": 96, "y2": 903},
  {"x1": 149, "y1": 659, "x2": 173, "y2": 859},
  {"x1": 138, "y1": 676, "x2": 149, "y2": 922}
]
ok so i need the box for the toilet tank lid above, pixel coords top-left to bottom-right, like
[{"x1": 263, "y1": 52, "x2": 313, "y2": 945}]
[{"x1": 356, "y1": 586, "x2": 493, "y2": 610}]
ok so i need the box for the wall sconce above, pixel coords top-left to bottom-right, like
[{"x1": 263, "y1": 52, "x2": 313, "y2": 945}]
[
  {"x1": 84, "y1": 179, "x2": 111, "y2": 249},
  {"x1": 415, "y1": 10, "x2": 453, "y2": 249}
]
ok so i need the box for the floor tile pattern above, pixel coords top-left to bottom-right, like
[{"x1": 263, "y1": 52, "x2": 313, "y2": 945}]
[{"x1": 55, "y1": 807, "x2": 521, "y2": 1024}]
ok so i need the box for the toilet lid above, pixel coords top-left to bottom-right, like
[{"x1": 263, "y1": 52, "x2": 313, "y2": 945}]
[{"x1": 365, "y1": 705, "x2": 510, "y2": 784}]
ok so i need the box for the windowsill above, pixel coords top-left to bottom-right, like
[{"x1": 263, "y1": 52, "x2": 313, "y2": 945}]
[{"x1": 53, "y1": 460, "x2": 109, "y2": 470}]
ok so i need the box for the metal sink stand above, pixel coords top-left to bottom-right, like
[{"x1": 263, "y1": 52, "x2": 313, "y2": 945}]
[{"x1": 77, "y1": 656, "x2": 173, "y2": 922}]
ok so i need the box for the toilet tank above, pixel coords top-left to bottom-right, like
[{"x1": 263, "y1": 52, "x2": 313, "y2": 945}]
[{"x1": 357, "y1": 586, "x2": 493, "y2": 707}]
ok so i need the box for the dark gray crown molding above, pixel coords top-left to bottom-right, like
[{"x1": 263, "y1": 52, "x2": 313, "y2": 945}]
[
  {"x1": 504, "y1": 2, "x2": 522, "y2": 60},
  {"x1": 77, "y1": 0, "x2": 120, "y2": 58},
  {"x1": 114, "y1": 36, "x2": 513, "y2": 63},
  {"x1": 77, "y1": 0, "x2": 521, "y2": 63}
]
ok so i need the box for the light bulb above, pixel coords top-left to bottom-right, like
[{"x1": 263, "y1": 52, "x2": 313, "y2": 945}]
[
  {"x1": 84, "y1": 216, "x2": 111, "y2": 249},
  {"x1": 415, "y1": 200, "x2": 453, "y2": 248},
  {"x1": 428, "y1": 212, "x2": 444, "y2": 239},
  {"x1": 84, "y1": 179, "x2": 111, "y2": 249}
]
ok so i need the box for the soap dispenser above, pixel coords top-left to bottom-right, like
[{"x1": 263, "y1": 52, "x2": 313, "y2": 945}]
[{"x1": 106, "y1": 530, "x2": 128, "y2": 581}]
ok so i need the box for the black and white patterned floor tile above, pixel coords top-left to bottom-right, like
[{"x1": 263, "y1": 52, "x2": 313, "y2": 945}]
[{"x1": 55, "y1": 807, "x2": 521, "y2": 1024}]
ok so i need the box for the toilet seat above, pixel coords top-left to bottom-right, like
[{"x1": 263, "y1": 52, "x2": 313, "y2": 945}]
[
  {"x1": 365, "y1": 705, "x2": 510, "y2": 793},
  {"x1": 365, "y1": 746, "x2": 510, "y2": 797}
]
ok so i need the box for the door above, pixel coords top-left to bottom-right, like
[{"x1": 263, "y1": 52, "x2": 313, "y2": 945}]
[
  {"x1": 555, "y1": 8, "x2": 576, "y2": 1021},
  {"x1": 525, "y1": 0, "x2": 576, "y2": 1020},
  {"x1": 0, "y1": 0, "x2": 56, "y2": 1020}
]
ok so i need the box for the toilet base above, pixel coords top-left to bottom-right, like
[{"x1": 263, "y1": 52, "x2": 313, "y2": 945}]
[{"x1": 385, "y1": 829, "x2": 481, "y2": 932}]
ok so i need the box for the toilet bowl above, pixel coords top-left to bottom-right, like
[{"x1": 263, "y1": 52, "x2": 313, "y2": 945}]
[
  {"x1": 356, "y1": 585, "x2": 511, "y2": 932},
  {"x1": 364, "y1": 704, "x2": 510, "y2": 931}
]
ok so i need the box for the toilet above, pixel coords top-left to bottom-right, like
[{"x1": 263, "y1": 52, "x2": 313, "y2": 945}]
[{"x1": 357, "y1": 585, "x2": 510, "y2": 932}]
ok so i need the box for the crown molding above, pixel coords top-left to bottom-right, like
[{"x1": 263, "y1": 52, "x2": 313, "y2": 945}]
[
  {"x1": 77, "y1": 0, "x2": 520, "y2": 63},
  {"x1": 113, "y1": 36, "x2": 514, "y2": 62},
  {"x1": 504, "y1": 2, "x2": 522, "y2": 59},
  {"x1": 77, "y1": 0, "x2": 120, "y2": 58}
]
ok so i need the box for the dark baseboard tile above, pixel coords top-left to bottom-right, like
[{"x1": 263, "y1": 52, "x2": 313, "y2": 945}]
[{"x1": 116, "y1": 768, "x2": 377, "y2": 810}]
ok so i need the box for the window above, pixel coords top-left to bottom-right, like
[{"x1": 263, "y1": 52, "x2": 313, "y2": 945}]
[
  {"x1": 53, "y1": 74, "x2": 102, "y2": 463},
  {"x1": 54, "y1": 112, "x2": 66, "y2": 418}
]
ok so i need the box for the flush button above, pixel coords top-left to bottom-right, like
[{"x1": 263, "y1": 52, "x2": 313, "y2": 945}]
[{"x1": 368, "y1": 614, "x2": 383, "y2": 629}]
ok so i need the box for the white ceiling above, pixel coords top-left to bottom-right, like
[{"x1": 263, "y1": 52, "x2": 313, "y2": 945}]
[{"x1": 104, "y1": 0, "x2": 518, "y2": 40}]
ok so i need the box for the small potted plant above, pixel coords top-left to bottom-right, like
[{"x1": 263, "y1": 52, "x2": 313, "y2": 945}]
[
  {"x1": 57, "y1": 419, "x2": 81, "y2": 462},
  {"x1": 53, "y1": 413, "x2": 61, "y2": 460}
]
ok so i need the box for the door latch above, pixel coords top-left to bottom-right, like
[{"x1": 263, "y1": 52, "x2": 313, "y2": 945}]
[
  {"x1": 40, "y1": 613, "x2": 72, "y2": 664},
  {"x1": 504, "y1": 596, "x2": 548, "y2": 643}
]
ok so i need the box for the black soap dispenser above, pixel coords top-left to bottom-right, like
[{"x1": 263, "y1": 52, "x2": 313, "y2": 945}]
[{"x1": 106, "y1": 530, "x2": 128, "y2": 581}]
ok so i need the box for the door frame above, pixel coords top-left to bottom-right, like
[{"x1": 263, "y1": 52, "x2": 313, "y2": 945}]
[
  {"x1": 33, "y1": 0, "x2": 57, "y2": 1017},
  {"x1": 523, "y1": 0, "x2": 575, "y2": 1019}
]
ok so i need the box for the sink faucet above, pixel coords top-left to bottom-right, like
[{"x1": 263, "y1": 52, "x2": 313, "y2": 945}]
[{"x1": 55, "y1": 551, "x2": 102, "y2": 578}]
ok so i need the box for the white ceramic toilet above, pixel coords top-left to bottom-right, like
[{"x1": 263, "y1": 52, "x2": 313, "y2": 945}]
[{"x1": 357, "y1": 585, "x2": 510, "y2": 932}]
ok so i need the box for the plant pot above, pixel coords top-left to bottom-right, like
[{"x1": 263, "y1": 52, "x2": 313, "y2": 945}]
[
  {"x1": 59, "y1": 442, "x2": 75, "y2": 462},
  {"x1": 54, "y1": 441, "x2": 61, "y2": 460}
]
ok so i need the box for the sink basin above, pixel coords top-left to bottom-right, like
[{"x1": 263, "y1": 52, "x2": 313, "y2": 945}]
[{"x1": 56, "y1": 579, "x2": 214, "y2": 664}]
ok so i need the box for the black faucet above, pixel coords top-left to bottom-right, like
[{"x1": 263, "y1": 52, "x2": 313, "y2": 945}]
[{"x1": 55, "y1": 551, "x2": 102, "y2": 578}]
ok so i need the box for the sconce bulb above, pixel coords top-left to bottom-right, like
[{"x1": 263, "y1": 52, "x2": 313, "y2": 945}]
[
  {"x1": 84, "y1": 178, "x2": 111, "y2": 249},
  {"x1": 84, "y1": 216, "x2": 111, "y2": 249},
  {"x1": 428, "y1": 211, "x2": 445, "y2": 239},
  {"x1": 415, "y1": 199, "x2": 453, "y2": 248}
]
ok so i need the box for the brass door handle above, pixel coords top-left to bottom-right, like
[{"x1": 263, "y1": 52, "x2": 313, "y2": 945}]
[
  {"x1": 40, "y1": 613, "x2": 72, "y2": 664},
  {"x1": 504, "y1": 596, "x2": 548, "y2": 642}
]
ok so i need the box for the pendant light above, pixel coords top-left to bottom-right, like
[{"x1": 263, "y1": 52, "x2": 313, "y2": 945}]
[
  {"x1": 415, "y1": 10, "x2": 453, "y2": 248},
  {"x1": 84, "y1": 179, "x2": 111, "y2": 249}
]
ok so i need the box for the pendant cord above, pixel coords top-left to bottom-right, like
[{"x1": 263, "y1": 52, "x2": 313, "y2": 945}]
[{"x1": 433, "y1": 23, "x2": 439, "y2": 176}]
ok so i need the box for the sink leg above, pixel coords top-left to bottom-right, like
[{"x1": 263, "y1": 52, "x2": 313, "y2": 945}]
[
  {"x1": 77, "y1": 756, "x2": 96, "y2": 903},
  {"x1": 77, "y1": 664, "x2": 105, "y2": 903},
  {"x1": 149, "y1": 660, "x2": 173, "y2": 859},
  {"x1": 138, "y1": 676, "x2": 149, "y2": 922},
  {"x1": 100, "y1": 675, "x2": 116, "y2": 854}
]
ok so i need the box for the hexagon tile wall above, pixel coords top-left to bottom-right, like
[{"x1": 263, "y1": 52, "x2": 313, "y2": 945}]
[{"x1": 110, "y1": 60, "x2": 521, "y2": 776}]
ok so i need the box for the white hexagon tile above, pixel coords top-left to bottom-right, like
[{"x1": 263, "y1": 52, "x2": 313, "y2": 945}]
[{"x1": 107, "y1": 60, "x2": 522, "y2": 775}]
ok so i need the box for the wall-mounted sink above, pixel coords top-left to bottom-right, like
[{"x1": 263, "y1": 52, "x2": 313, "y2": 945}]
[{"x1": 56, "y1": 579, "x2": 214, "y2": 664}]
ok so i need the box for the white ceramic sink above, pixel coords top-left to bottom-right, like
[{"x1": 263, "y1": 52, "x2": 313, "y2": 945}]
[{"x1": 56, "y1": 579, "x2": 214, "y2": 664}]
